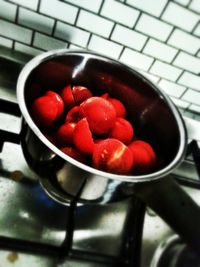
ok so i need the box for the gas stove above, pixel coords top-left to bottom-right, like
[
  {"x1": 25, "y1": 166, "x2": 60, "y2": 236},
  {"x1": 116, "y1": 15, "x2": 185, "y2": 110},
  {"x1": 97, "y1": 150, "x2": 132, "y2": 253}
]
[{"x1": 0, "y1": 46, "x2": 200, "y2": 267}]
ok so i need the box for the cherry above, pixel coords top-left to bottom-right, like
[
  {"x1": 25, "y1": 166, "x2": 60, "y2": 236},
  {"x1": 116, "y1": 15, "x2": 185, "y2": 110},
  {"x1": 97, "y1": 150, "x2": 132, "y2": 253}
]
[
  {"x1": 128, "y1": 140, "x2": 156, "y2": 174},
  {"x1": 93, "y1": 138, "x2": 133, "y2": 175},
  {"x1": 73, "y1": 118, "x2": 94, "y2": 154},
  {"x1": 108, "y1": 117, "x2": 134, "y2": 145},
  {"x1": 60, "y1": 147, "x2": 87, "y2": 164},
  {"x1": 56, "y1": 122, "x2": 76, "y2": 147},
  {"x1": 80, "y1": 97, "x2": 116, "y2": 135},
  {"x1": 31, "y1": 96, "x2": 60, "y2": 128},
  {"x1": 46, "y1": 91, "x2": 64, "y2": 117},
  {"x1": 72, "y1": 86, "x2": 92, "y2": 105}
]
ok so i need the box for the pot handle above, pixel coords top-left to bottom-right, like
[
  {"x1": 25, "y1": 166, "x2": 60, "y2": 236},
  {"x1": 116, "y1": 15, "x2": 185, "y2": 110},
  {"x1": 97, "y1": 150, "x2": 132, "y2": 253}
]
[{"x1": 133, "y1": 175, "x2": 200, "y2": 254}]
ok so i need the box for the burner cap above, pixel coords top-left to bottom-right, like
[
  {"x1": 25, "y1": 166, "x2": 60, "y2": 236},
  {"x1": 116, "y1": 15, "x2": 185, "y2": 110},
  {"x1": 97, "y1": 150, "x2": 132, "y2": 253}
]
[{"x1": 151, "y1": 235, "x2": 200, "y2": 267}]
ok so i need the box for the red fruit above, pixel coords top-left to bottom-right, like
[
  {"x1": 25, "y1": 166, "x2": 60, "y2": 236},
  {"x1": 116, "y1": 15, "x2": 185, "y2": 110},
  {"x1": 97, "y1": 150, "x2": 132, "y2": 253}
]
[
  {"x1": 31, "y1": 96, "x2": 59, "y2": 128},
  {"x1": 72, "y1": 86, "x2": 93, "y2": 105},
  {"x1": 93, "y1": 138, "x2": 133, "y2": 175},
  {"x1": 132, "y1": 140, "x2": 156, "y2": 160},
  {"x1": 46, "y1": 91, "x2": 64, "y2": 117},
  {"x1": 65, "y1": 106, "x2": 82, "y2": 123},
  {"x1": 108, "y1": 118, "x2": 134, "y2": 145},
  {"x1": 60, "y1": 147, "x2": 87, "y2": 164},
  {"x1": 61, "y1": 85, "x2": 75, "y2": 109},
  {"x1": 80, "y1": 97, "x2": 116, "y2": 135},
  {"x1": 128, "y1": 140, "x2": 156, "y2": 174},
  {"x1": 56, "y1": 122, "x2": 76, "y2": 147},
  {"x1": 102, "y1": 93, "x2": 126, "y2": 118},
  {"x1": 73, "y1": 118, "x2": 94, "y2": 154}
]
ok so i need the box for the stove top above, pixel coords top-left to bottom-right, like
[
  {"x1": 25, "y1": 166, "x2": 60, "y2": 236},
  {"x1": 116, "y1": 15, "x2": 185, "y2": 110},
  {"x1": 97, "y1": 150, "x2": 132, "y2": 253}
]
[{"x1": 0, "y1": 46, "x2": 200, "y2": 267}]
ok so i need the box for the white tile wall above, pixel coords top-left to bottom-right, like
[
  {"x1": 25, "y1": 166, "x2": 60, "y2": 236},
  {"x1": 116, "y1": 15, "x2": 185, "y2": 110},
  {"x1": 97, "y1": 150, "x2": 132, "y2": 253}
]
[
  {"x1": 162, "y1": 2, "x2": 199, "y2": 32},
  {"x1": 168, "y1": 29, "x2": 200, "y2": 54},
  {"x1": 14, "y1": 42, "x2": 42, "y2": 56},
  {"x1": 88, "y1": 35, "x2": 122, "y2": 59},
  {"x1": 150, "y1": 60, "x2": 182, "y2": 81},
  {"x1": 8, "y1": 0, "x2": 39, "y2": 10},
  {"x1": 143, "y1": 38, "x2": 177, "y2": 63},
  {"x1": 77, "y1": 10, "x2": 114, "y2": 38},
  {"x1": 174, "y1": 0, "x2": 190, "y2": 6},
  {"x1": 18, "y1": 8, "x2": 55, "y2": 34},
  {"x1": 0, "y1": 0, "x2": 17, "y2": 21},
  {"x1": 189, "y1": 0, "x2": 200, "y2": 13},
  {"x1": 126, "y1": 0, "x2": 168, "y2": 17},
  {"x1": 0, "y1": 36, "x2": 13, "y2": 48},
  {"x1": 63, "y1": 0, "x2": 103, "y2": 13},
  {"x1": 173, "y1": 52, "x2": 200, "y2": 74},
  {"x1": 159, "y1": 79, "x2": 186, "y2": 97},
  {"x1": 54, "y1": 21, "x2": 90, "y2": 47},
  {"x1": 182, "y1": 89, "x2": 200, "y2": 105},
  {"x1": 101, "y1": 0, "x2": 139, "y2": 27},
  {"x1": 33, "y1": 32, "x2": 67, "y2": 50},
  {"x1": 135, "y1": 14, "x2": 173, "y2": 41},
  {"x1": 40, "y1": 0, "x2": 78, "y2": 24},
  {"x1": 178, "y1": 72, "x2": 200, "y2": 91},
  {"x1": 194, "y1": 23, "x2": 200, "y2": 37},
  {"x1": 1, "y1": 0, "x2": 200, "y2": 118},
  {"x1": 111, "y1": 25, "x2": 147, "y2": 51},
  {"x1": 0, "y1": 19, "x2": 32, "y2": 44},
  {"x1": 120, "y1": 48, "x2": 154, "y2": 71}
]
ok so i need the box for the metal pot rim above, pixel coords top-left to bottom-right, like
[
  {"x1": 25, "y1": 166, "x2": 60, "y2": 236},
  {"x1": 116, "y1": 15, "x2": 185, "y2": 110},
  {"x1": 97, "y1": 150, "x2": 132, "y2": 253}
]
[{"x1": 17, "y1": 48, "x2": 187, "y2": 183}]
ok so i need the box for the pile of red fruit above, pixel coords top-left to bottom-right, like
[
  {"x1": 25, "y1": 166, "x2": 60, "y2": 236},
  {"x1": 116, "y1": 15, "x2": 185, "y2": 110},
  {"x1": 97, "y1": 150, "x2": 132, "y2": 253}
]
[{"x1": 31, "y1": 85, "x2": 157, "y2": 175}]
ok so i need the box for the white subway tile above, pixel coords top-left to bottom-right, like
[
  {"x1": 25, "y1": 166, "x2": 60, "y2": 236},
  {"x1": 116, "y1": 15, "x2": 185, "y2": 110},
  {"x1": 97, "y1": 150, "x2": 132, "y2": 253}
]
[
  {"x1": 88, "y1": 35, "x2": 122, "y2": 59},
  {"x1": 69, "y1": 43, "x2": 85, "y2": 50},
  {"x1": 0, "y1": 36, "x2": 13, "y2": 48},
  {"x1": 190, "y1": 0, "x2": 200, "y2": 13},
  {"x1": 189, "y1": 104, "x2": 200, "y2": 113},
  {"x1": 126, "y1": 0, "x2": 168, "y2": 17},
  {"x1": 0, "y1": 1, "x2": 17, "y2": 21},
  {"x1": 135, "y1": 14, "x2": 173, "y2": 41},
  {"x1": 150, "y1": 60, "x2": 182, "y2": 81},
  {"x1": 18, "y1": 8, "x2": 54, "y2": 34},
  {"x1": 170, "y1": 96, "x2": 190, "y2": 109},
  {"x1": 77, "y1": 10, "x2": 114, "y2": 38},
  {"x1": 40, "y1": 0, "x2": 78, "y2": 24},
  {"x1": 33, "y1": 32, "x2": 67, "y2": 50},
  {"x1": 138, "y1": 70, "x2": 160, "y2": 83},
  {"x1": 120, "y1": 48, "x2": 154, "y2": 71},
  {"x1": 168, "y1": 29, "x2": 200, "y2": 54},
  {"x1": 143, "y1": 39, "x2": 177, "y2": 63},
  {"x1": 0, "y1": 20, "x2": 32, "y2": 44},
  {"x1": 194, "y1": 23, "x2": 200, "y2": 37},
  {"x1": 182, "y1": 89, "x2": 200, "y2": 105},
  {"x1": 159, "y1": 79, "x2": 186, "y2": 97},
  {"x1": 174, "y1": 0, "x2": 190, "y2": 6},
  {"x1": 178, "y1": 72, "x2": 200, "y2": 91},
  {"x1": 162, "y1": 2, "x2": 199, "y2": 32},
  {"x1": 111, "y1": 25, "x2": 147, "y2": 51},
  {"x1": 54, "y1": 21, "x2": 90, "y2": 47},
  {"x1": 14, "y1": 42, "x2": 42, "y2": 56},
  {"x1": 101, "y1": 0, "x2": 139, "y2": 27},
  {"x1": 63, "y1": 0, "x2": 102, "y2": 12},
  {"x1": 9, "y1": 0, "x2": 38, "y2": 10},
  {"x1": 173, "y1": 52, "x2": 200, "y2": 74}
]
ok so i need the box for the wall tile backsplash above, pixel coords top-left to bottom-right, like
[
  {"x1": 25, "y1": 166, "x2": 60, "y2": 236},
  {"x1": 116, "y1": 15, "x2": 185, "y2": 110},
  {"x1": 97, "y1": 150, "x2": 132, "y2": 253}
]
[{"x1": 0, "y1": 0, "x2": 200, "y2": 120}]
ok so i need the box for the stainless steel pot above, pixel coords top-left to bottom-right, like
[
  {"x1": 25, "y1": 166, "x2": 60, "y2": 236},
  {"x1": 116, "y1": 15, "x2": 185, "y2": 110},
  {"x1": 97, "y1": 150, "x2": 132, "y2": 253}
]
[{"x1": 17, "y1": 49, "x2": 200, "y2": 254}]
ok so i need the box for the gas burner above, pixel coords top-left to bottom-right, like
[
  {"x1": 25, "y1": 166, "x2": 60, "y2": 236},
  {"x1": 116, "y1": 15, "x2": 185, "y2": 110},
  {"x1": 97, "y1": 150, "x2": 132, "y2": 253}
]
[{"x1": 151, "y1": 235, "x2": 200, "y2": 267}]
